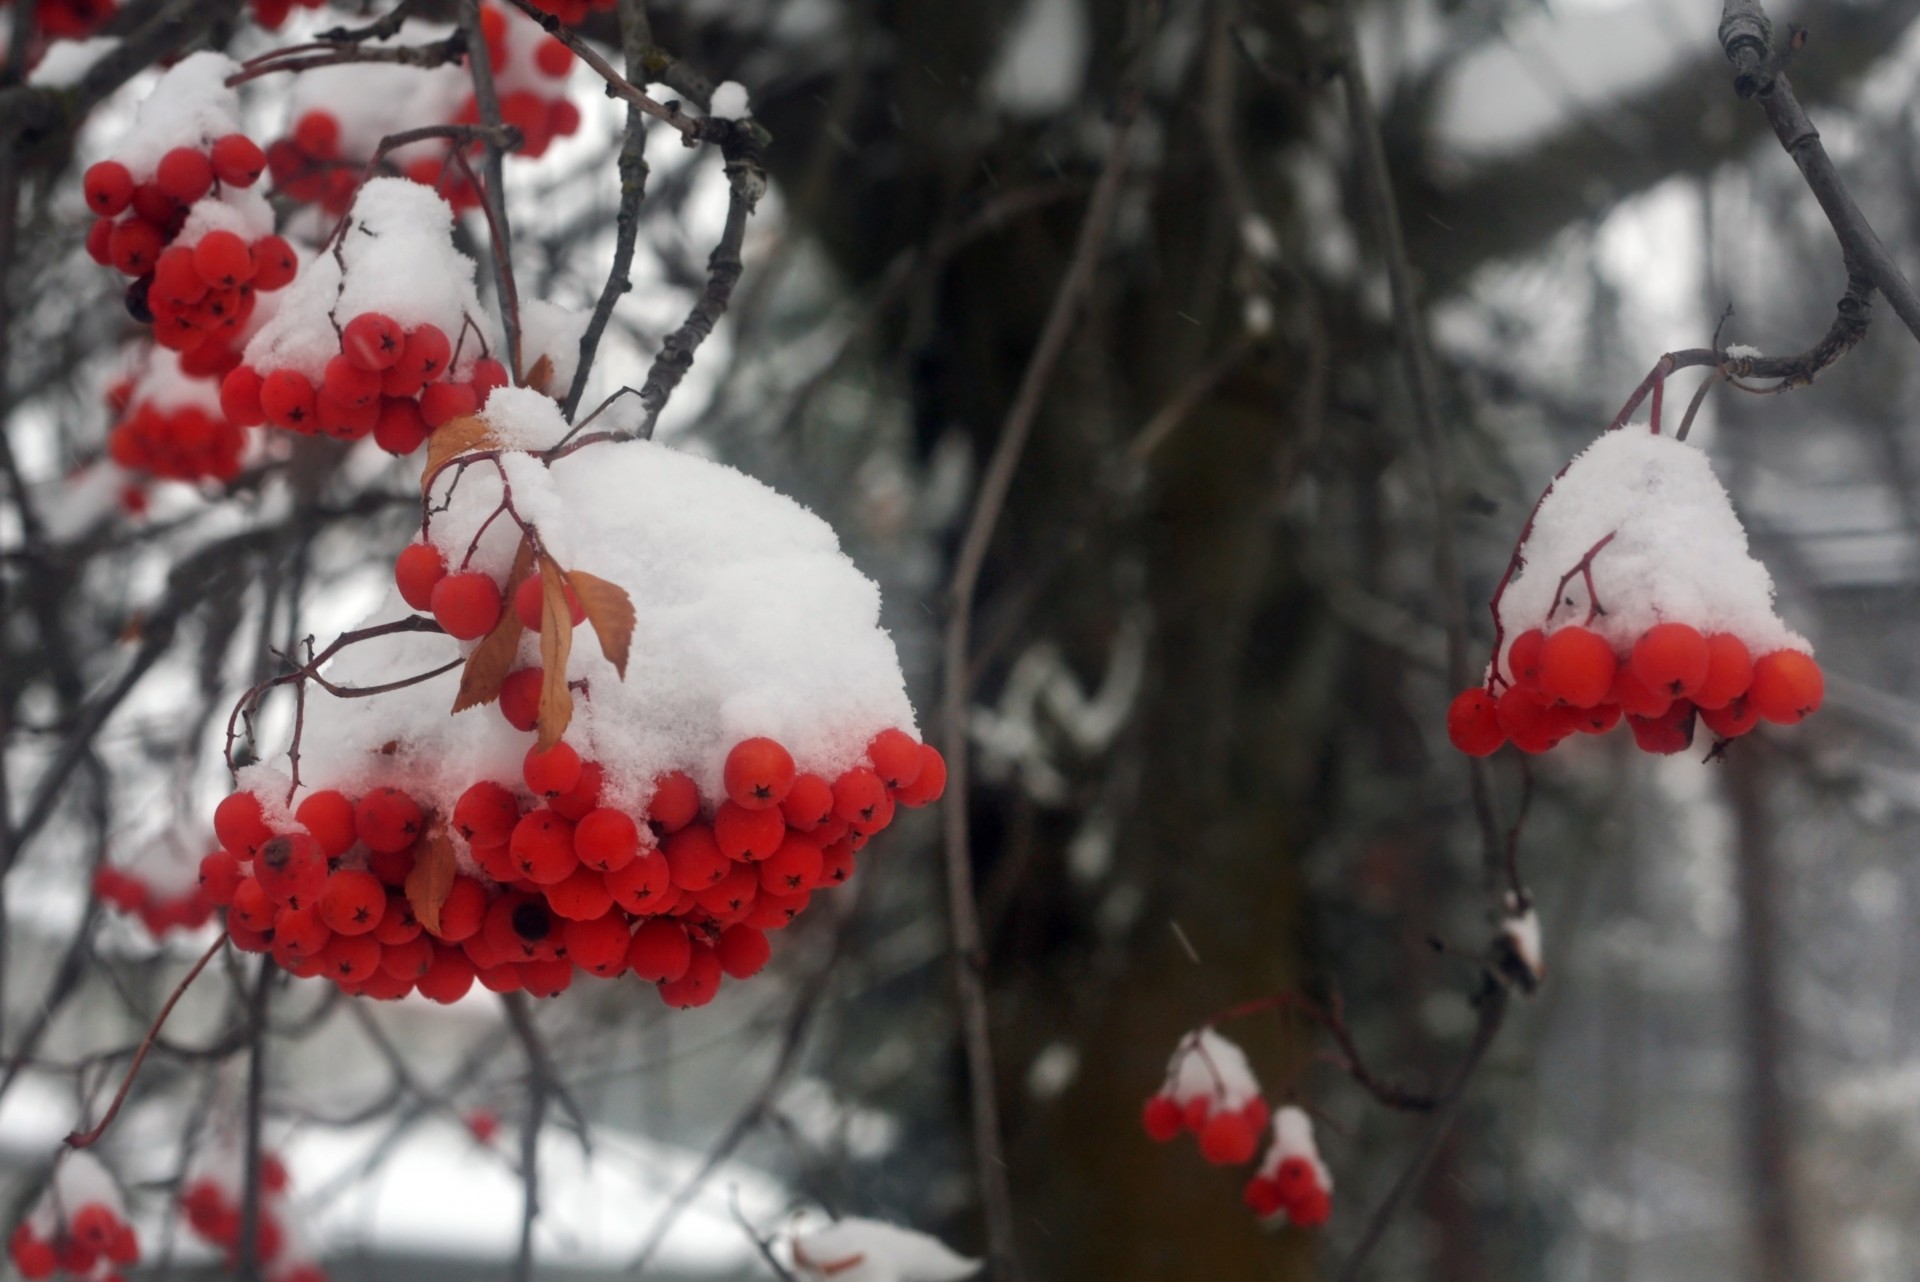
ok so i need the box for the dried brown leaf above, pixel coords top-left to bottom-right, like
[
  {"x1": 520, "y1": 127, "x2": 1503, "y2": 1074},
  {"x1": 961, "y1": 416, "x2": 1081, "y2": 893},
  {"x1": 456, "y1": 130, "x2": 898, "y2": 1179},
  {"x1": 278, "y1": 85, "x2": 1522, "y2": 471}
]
[
  {"x1": 451, "y1": 537, "x2": 533, "y2": 714},
  {"x1": 536, "y1": 555, "x2": 575, "y2": 749},
  {"x1": 405, "y1": 816, "x2": 457, "y2": 935},
  {"x1": 524, "y1": 354, "x2": 555, "y2": 397},
  {"x1": 566, "y1": 570, "x2": 635, "y2": 679},
  {"x1": 420, "y1": 414, "x2": 498, "y2": 497}
]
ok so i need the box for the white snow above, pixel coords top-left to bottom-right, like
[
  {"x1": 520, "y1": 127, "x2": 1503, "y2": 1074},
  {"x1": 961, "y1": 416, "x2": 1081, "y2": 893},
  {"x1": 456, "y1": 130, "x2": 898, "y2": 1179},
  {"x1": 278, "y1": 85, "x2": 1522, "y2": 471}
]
[
  {"x1": 277, "y1": 417, "x2": 918, "y2": 819},
  {"x1": 29, "y1": 37, "x2": 119, "y2": 88},
  {"x1": 1724, "y1": 343, "x2": 1763, "y2": 359},
  {"x1": 517, "y1": 299, "x2": 586, "y2": 393},
  {"x1": 1166, "y1": 1027, "x2": 1261, "y2": 1111},
  {"x1": 708, "y1": 81, "x2": 752, "y2": 120},
  {"x1": 105, "y1": 52, "x2": 244, "y2": 180},
  {"x1": 1503, "y1": 897, "x2": 1544, "y2": 982},
  {"x1": 285, "y1": 55, "x2": 468, "y2": 162},
  {"x1": 1256, "y1": 1105, "x2": 1333, "y2": 1194},
  {"x1": 178, "y1": 184, "x2": 278, "y2": 242},
  {"x1": 1494, "y1": 429, "x2": 1808, "y2": 682},
  {"x1": 790, "y1": 1217, "x2": 980, "y2": 1282}
]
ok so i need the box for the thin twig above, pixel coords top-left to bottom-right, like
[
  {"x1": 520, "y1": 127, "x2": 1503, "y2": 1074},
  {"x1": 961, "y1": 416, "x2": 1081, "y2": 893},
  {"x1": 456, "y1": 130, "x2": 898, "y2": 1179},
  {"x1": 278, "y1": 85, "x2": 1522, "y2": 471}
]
[
  {"x1": 237, "y1": 960, "x2": 273, "y2": 1282},
  {"x1": 459, "y1": 0, "x2": 522, "y2": 379}
]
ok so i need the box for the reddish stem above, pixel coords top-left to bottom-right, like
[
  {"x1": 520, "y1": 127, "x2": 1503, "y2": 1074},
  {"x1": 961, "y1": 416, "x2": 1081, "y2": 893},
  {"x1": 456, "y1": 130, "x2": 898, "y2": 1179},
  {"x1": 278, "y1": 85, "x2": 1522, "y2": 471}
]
[{"x1": 1544, "y1": 530, "x2": 1618, "y2": 627}]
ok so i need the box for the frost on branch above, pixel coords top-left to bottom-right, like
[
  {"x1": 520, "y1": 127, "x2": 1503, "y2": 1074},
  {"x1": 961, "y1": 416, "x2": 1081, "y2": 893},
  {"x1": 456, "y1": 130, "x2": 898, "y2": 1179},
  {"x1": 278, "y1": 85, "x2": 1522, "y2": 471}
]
[
  {"x1": 790, "y1": 1217, "x2": 980, "y2": 1282},
  {"x1": 1448, "y1": 429, "x2": 1826, "y2": 758}
]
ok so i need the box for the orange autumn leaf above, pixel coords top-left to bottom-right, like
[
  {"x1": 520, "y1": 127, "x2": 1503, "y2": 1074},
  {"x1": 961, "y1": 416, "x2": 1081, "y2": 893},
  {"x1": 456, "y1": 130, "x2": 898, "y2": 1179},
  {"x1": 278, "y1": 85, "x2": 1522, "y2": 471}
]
[
  {"x1": 536, "y1": 555, "x2": 575, "y2": 750},
  {"x1": 405, "y1": 816, "x2": 457, "y2": 935},
  {"x1": 566, "y1": 570, "x2": 635, "y2": 679},
  {"x1": 523, "y1": 354, "x2": 555, "y2": 397},
  {"x1": 421, "y1": 414, "x2": 498, "y2": 498},
  {"x1": 451, "y1": 537, "x2": 534, "y2": 714}
]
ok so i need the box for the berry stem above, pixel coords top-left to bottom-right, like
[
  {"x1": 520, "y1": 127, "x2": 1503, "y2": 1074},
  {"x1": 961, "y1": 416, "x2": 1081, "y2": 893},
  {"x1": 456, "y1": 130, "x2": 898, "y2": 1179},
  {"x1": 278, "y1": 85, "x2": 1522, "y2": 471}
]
[{"x1": 1545, "y1": 530, "x2": 1618, "y2": 627}]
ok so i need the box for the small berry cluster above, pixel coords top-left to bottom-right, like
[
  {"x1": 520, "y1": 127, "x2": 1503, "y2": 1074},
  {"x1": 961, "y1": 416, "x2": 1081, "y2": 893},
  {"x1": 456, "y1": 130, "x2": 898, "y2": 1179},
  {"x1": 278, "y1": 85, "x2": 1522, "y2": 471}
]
[
  {"x1": 264, "y1": 110, "x2": 361, "y2": 215},
  {"x1": 103, "y1": 362, "x2": 248, "y2": 485},
  {"x1": 523, "y1": 0, "x2": 615, "y2": 26},
  {"x1": 9, "y1": 1157, "x2": 139, "y2": 1282},
  {"x1": 15, "y1": 0, "x2": 116, "y2": 40},
  {"x1": 224, "y1": 314, "x2": 503, "y2": 450},
  {"x1": 180, "y1": 1151, "x2": 327, "y2": 1282},
  {"x1": 1142, "y1": 1029, "x2": 1334, "y2": 1229},
  {"x1": 1448, "y1": 623, "x2": 1825, "y2": 758},
  {"x1": 94, "y1": 862, "x2": 217, "y2": 937},
  {"x1": 210, "y1": 732, "x2": 944, "y2": 1006},
  {"x1": 248, "y1": 0, "x2": 326, "y2": 31},
  {"x1": 468, "y1": 6, "x2": 583, "y2": 162}
]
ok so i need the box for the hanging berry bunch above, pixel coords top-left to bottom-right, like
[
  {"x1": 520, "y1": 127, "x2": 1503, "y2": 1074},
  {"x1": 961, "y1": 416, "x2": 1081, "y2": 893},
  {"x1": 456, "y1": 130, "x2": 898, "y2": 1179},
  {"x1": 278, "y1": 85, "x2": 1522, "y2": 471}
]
[
  {"x1": 1242, "y1": 1107, "x2": 1334, "y2": 1228},
  {"x1": 95, "y1": 841, "x2": 219, "y2": 938},
  {"x1": 7, "y1": 1153, "x2": 140, "y2": 1281},
  {"x1": 103, "y1": 345, "x2": 252, "y2": 486},
  {"x1": 180, "y1": 1146, "x2": 328, "y2": 1282},
  {"x1": 215, "y1": 390, "x2": 943, "y2": 1007},
  {"x1": 222, "y1": 178, "x2": 503, "y2": 451},
  {"x1": 1447, "y1": 424, "x2": 1824, "y2": 759},
  {"x1": 9, "y1": 0, "x2": 117, "y2": 43}
]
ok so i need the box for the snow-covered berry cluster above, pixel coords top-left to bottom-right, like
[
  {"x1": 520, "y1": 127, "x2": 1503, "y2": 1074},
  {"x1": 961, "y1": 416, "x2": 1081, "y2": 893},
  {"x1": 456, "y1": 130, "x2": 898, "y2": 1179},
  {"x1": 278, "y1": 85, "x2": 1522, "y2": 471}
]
[
  {"x1": 221, "y1": 179, "x2": 498, "y2": 450},
  {"x1": 180, "y1": 1147, "x2": 327, "y2": 1282},
  {"x1": 95, "y1": 848, "x2": 218, "y2": 937},
  {"x1": 7, "y1": 1154, "x2": 139, "y2": 1281},
  {"x1": 103, "y1": 346, "x2": 251, "y2": 486},
  {"x1": 1447, "y1": 428, "x2": 1824, "y2": 759},
  {"x1": 1140, "y1": 1028, "x2": 1272, "y2": 1168},
  {"x1": 1241, "y1": 1106, "x2": 1334, "y2": 1228}
]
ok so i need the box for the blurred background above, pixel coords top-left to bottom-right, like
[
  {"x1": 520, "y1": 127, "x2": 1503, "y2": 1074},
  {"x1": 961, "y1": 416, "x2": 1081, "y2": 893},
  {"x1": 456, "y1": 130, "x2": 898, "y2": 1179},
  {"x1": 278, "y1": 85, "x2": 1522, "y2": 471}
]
[{"x1": 5, "y1": 0, "x2": 1920, "y2": 1278}]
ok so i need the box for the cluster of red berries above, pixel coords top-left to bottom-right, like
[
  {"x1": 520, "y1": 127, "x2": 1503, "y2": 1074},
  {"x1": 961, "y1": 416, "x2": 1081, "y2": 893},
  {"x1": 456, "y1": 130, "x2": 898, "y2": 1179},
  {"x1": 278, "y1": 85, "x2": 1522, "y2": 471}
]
[
  {"x1": 248, "y1": 0, "x2": 325, "y2": 31},
  {"x1": 222, "y1": 314, "x2": 504, "y2": 452},
  {"x1": 265, "y1": 110, "x2": 363, "y2": 216},
  {"x1": 106, "y1": 392, "x2": 247, "y2": 485},
  {"x1": 394, "y1": 543, "x2": 593, "y2": 642},
  {"x1": 143, "y1": 227, "x2": 297, "y2": 357},
  {"x1": 1241, "y1": 1109, "x2": 1335, "y2": 1229},
  {"x1": 1448, "y1": 623, "x2": 1825, "y2": 757},
  {"x1": 94, "y1": 864, "x2": 217, "y2": 937},
  {"x1": 10, "y1": 0, "x2": 116, "y2": 41},
  {"x1": 523, "y1": 0, "x2": 615, "y2": 26},
  {"x1": 181, "y1": 1154, "x2": 327, "y2": 1282},
  {"x1": 82, "y1": 138, "x2": 278, "y2": 309},
  {"x1": 468, "y1": 6, "x2": 583, "y2": 161},
  {"x1": 209, "y1": 731, "x2": 944, "y2": 1006},
  {"x1": 8, "y1": 1204, "x2": 138, "y2": 1281},
  {"x1": 1142, "y1": 1089, "x2": 1271, "y2": 1167}
]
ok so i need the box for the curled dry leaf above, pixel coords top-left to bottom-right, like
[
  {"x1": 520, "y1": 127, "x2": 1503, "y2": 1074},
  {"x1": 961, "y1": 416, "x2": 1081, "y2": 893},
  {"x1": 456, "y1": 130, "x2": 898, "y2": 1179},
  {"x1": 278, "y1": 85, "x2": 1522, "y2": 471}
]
[
  {"x1": 404, "y1": 815, "x2": 457, "y2": 934},
  {"x1": 567, "y1": 569, "x2": 635, "y2": 679},
  {"x1": 536, "y1": 555, "x2": 576, "y2": 750},
  {"x1": 451, "y1": 537, "x2": 534, "y2": 713},
  {"x1": 523, "y1": 354, "x2": 555, "y2": 397},
  {"x1": 421, "y1": 415, "x2": 499, "y2": 498}
]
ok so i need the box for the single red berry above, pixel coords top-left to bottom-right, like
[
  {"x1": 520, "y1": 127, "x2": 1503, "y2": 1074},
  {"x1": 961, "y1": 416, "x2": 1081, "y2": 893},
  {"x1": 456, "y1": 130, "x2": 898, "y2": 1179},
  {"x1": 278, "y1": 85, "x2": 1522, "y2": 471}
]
[
  {"x1": 819, "y1": 838, "x2": 856, "y2": 887},
  {"x1": 322, "y1": 353, "x2": 381, "y2": 407},
  {"x1": 1273, "y1": 1155, "x2": 1315, "y2": 1197},
  {"x1": 497, "y1": 666, "x2": 543, "y2": 731},
  {"x1": 512, "y1": 573, "x2": 585, "y2": 632},
  {"x1": 293, "y1": 110, "x2": 341, "y2": 157},
  {"x1": 69, "y1": 1205, "x2": 120, "y2": 1250},
  {"x1": 724, "y1": 738, "x2": 795, "y2": 809},
  {"x1": 1507, "y1": 628, "x2": 1546, "y2": 689},
  {"x1": 417, "y1": 946, "x2": 477, "y2": 1003},
  {"x1": 471, "y1": 357, "x2": 509, "y2": 400},
  {"x1": 255, "y1": 833, "x2": 327, "y2": 908},
  {"x1": 199, "y1": 850, "x2": 244, "y2": 905},
  {"x1": 628, "y1": 917, "x2": 692, "y2": 982},
  {"x1": 380, "y1": 934, "x2": 436, "y2": 982},
  {"x1": 1609, "y1": 662, "x2": 1672, "y2": 718},
  {"x1": 1631, "y1": 623, "x2": 1710, "y2": 698},
  {"x1": 1291, "y1": 1184, "x2": 1333, "y2": 1227},
  {"x1": 436, "y1": 876, "x2": 489, "y2": 942},
  {"x1": 561, "y1": 912, "x2": 630, "y2": 977},
  {"x1": 535, "y1": 37, "x2": 574, "y2": 77},
  {"x1": 511, "y1": 808, "x2": 579, "y2": 884},
  {"x1": 1198, "y1": 1113, "x2": 1259, "y2": 1166},
  {"x1": 1243, "y1": 1175, "x2": 1286, "y2": 1217},
  {"x1": 230, "y1": 877, "x2": 278, "y2": 932},
  {"x1": 1695, "y1": 634, "x2": 1754, "y2": 711},
  {"x1": 250, "y1": 235, "x2": 298, "y2": 291},
  {"x1": 154, "y1": 147, "x2": 214, "y2": 204},
  {"x1": 321, "y1": 931, "x2": 382, "y2": 984},
  {"x1": 549, "y1": 759, "x2": 604, "y2": 821},
  {"x1": 758, "y1": 833, "x2": 823, "y2": 895},
  {"x1": 419, "y1": 379, "x2": 479, "y2": 427},
  {"x1": 220, "y1": 365, "x2": 265, "y2": 427},
  {"x1": 1747, "y1": 650, "x2": 1824, "y2": 724},
  {"x1": 374, "y1": 395, "x2": 431, "y2": 455},
  {"x1": 544, "y1": 864, "x2": 612, "y2": 920},
  {"x1": 1446, "y1": 688, "x2": 1505, "y2": 756},
  {"x1": 831, "y1": 767, "x2": 892, "y2": 832},
  {"x1": 866, "y1": 728, "x2": 923, "y2": 789},
  {"x1": 296, "y1": 788, "x2": 358, "y2": 857},
  {"x1": 663, "y1": 824, "x2": 729, "y2": 890},
  {"x1": 108, "y1": 219, "x2": 164, "y2": 276},
  {"x1": 606, "y1": 848, "x2": 672, "y2": 914},
  {"x1": 892, "y1": 745, "x2": 947, "y2": 806},
  {"x1": 85, "y1": 216, "x2": 115, "y2": 265},
  {"x1": 1699, "y1": 695, "x2": 1759, "y2": 739},
  {"x1": 432, "y1": 572, "x2": 504, "y2": 640},
  {"x1": 779, "y1": 773, "x2": 834, "y2": 830},
  {"x1": 191, "y1": 230, "x2": 252, "y2": 287},
  {"x1": 373, "y1": 892, "x2": 421, "y2": 944},
  {"x1": 1539, "y1": 626, "x2": 1617, "y2": 708},
  {"x1": 453, "y1": 780, "x2": 520, "y2": 847},
  {"x1": 260, "y1": 368, "x2": 317, "y2": 431},
  {"x1": 400, "y1": 323, "x2": 452, "y2": 380},
  {"x1": 573, "y1": 808, "x2": 640, "y2": 872},
  {"x1": 84, "y1": 160, "x2": 134, "y2": 215},
  {"x1": 715, "y1": 925, "x2": 771, "y2": 979},
  {"x1": 214, "y1": 790, "x2": 272, "y2": 858},
  {"x1": 342, "y1": 312, "x2": 404, "y2": 371},
  {"x1": 1142, "y1": 1094, "x2": 1184, "y2": 1142},
  {"x1": 659, "y1": 942, "x2": 724, "y2": 1008},
  {"x1": 1626, "y1": 700, "x2": 1697, "y2": 755},
  {"x1": 273, "y1": 903, "x2": 332, "y2": 957},
  {"x1": 1496, "y1": 685, "x2": 1564, "y2": 755},
  {"x1": 395, "y1": 542, "x2": 448, "y2": 612},
  {"x1": 647, "y1": 772, "x2": 701, "y2": 832},
  {"x1": 318, "y1": 869, "x2": 387, "y2": 935},
  {"x1": 1573, "y1": 702, "x2": 1622, "y2": 735},
  {"x1": 211, "y1": 133, "x2": 267, "y2": 187},
  {"x1": 714, "y1": 800, "x2": 785, "y2": 861},
  {"x1": 696, "y1": 864, "x2": 760, "y2": 920},
  {"x1": 523, "y1": 741, "x2": 583, "y2": 798},
  {"x1": 355, "y1": 786, "x2": 425, "y2": 853}
]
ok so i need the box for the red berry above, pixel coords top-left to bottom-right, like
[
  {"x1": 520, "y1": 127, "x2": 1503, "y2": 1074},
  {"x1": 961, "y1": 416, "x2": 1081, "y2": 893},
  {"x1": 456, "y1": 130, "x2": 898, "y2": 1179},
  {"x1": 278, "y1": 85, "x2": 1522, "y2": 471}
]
[
  {"x1": 499, "y1": 666, "x2": 543, "y2": 731},
  {"x1": 323, "y1": 353, "x2": 381, "y2": 407},
  {"x1": 1539, "y1": 626, "x2": 1617, "y2": 708},
  {"x1": 510, "y1": 808, "x2": 578, "y2": 884},
  {"x1": 1198, "y1": 1113, "x2": 1259, "y2": 1165},
  {"x1": 1142, "y1": 1094, "x2": 1183, "y2": 1142},
  {"x1": 155, "y1": 147, "x2": 214, "y2": 204},
  {"x1": 395, "y1": 542, "x2": 448, "y2": 612},
  {"x1": 724, "y1": 737, "x2": 795, "y2": 809},
  {"x1": 544, "y1": 864, "x2": 612, "y2": 920},
  {"x1": 1291, "y1": 1184, "x2": 1332, "y2": 1227},
  {"x1": 453, "y1": 780, "x2": 520, "y2": 847},
  {"x1": 471, "y1": 357, "x2": 509, "y2": 400},
  {"x1": 819, "y1": 838, "x2": 856, "y2": 887},
  {"x1": 255, "y1": 833, "x2": 327, "y2": 908},
  {"x1": 1626, "y1": 700, "x2": 1697, "y2": 755},
  {"x1": 573, "y1": 808, "x2": 639, "y2": 872},
  {"x1": 1274, "y1": 1155, "x2": 1315, "y2": 1197},
  {"x1": 432, "y1": 572, "x2": 503, "y2": 640},
  {"x1": 663, "y1": 824, "x2": 729, "y2": 890},
  {"x1": 374, "y1": 892, "x2": 421, "y2": 944},
  {"x1": 214, "y1": 790, "x2": 272, "y2": 857},
  {"x1": 523, "y1": 741, "x2": 582, "y2": 798},
  {"x1": 1243, "y1": 1175, "x2": 1286, "y2": 1217},
  {"x1": 1699, "y1": 695, "x2": 1759, "y2": 739},
  {"x1": 1507, "y1": 628, "x2": 1546, "y2": 689},
  {"x1": 220, "y1": 365, "x2": 266, "y2": 427},
  {"x1": 69, "y1": 1205, "x2": 119, "y2": 1249},
  {"x1": 758, "y1": 833, "x2": 822, "y2": 895},
  {"x1": 550, "y1": 759, "x2": 604, "y2": 821},
  {"x1": 84, "y1": 160, "x2": 134, "y2": 215},
  {"x1": 1631, "y1": 623, "x2": 1710, "y2": 698},
  {"x1": 85, "y1": 216, "x2": 115, "y2": 265},
  {"x1": 831, "y1": 767, "x2": 891, "y2": 831},
  {"x1": 659, "y1": 942, "x2": 724, "y2": 1008},
  {"x1": 714, "y1": 800, "x2": 785, "y2": 861},
  {"x1": 647, "y1": 772, "x2": 701, "y2": 832},
  {"x1": 420, "y1": 379, "x2": 479, "y2": 427},
  {"x1": 374, "y1": 395, "x2": 431, "y2": 455},
  {"x1": 199, "y1": 850, "x2": 244, "y2": 905},
  {"x1": 318, "y1": 869, "x2": 387, "y2": 935},
  {"x1": 293, "y1": 110, "x2": 341, "y2": 157},
  {"x1": 513, "y1": 573, "x2": 585, "y2": 632},
  {"x1": 321, "y1": 931, "x2": 382, "y2": 983},
  {"x1": 1573, "y1": 702, "x2": 1621, "y2": 735},
  {"x1": 606, "y1": 848, "x2": 672, "y2": 913},
  {"x1": 696, "y1": 864, "x2": 759, "y2": 918},
  {"x1": 260, "y1": 369, "x2": 317, "y2": 431},
  {"x1": 628, "y1": 918, "x2": 692, "y2": 982},
  {"x1": 400, "y1": 323, "x2": 452, "y2": 380},
  {"x1": 274, "y1": 903, "x2": 332, "y2": 957},
  {"x1": 1695, "y1": 633, "x2": 1754, "y2": 710},
  {"x1": 715, "y1": 925, "x2": 770, "y2": 978},
  {"x1": 892, "y1": 745, "x2": 947, "y2": 806},
  {"x1": 191, "y1": 230, "x2": 252, "y2": 287},
  {"x1": 355, "y1": 786, "x2": 425, "y2": 853},
  {"x1": 251, "y1": 235, "x2": 298, "y2": 291},
  {"x1": 436, "y1": 876, "x2": 489, "y2": 942},
  {"x1": 417, "y1": 946, "x2": 477, "y2": 1002},
  {"x1": 535, "y1": 37, "x2": 574, "y2": 77},
  {"x1": 779, "y1": 773, "x2": 834, "y2": 830},
  {"x1": 211, "y1": 134, "x2": 267, "y2": 187},
  {"x1": 1496, "y1": 685, "x2": 1564, "y2": 755},
  {"x1": 563, "y1": 912, "x2": 632, "y2": 976},
  {"x1": 1446, "y1": 688, "x2": 1505, "y2": 756},
  {"x1": 1609, "y1": 663, "x2": 1672, "y2": 718},
  {"x1": 1747, "y1": 650, "x2": 1823, "y2": 724},
  {"x1": 231, "y1": 877, "x2": 277, "y2": 932},
  {"x1": 381, "y1": 934, "x2": 435, "y2": 981},
  {"x1": 296, "y1": 788, "x2": 357, "y2": 856},
  {"x1": 866, "y1": 728, "x2": 923, "y2": 789},
  {"x1": 343, "y1": 312, "x2": 405, "y2": 371},
  {"x1": 109, "y1": 219, "x2": 164, "y2": 276}
]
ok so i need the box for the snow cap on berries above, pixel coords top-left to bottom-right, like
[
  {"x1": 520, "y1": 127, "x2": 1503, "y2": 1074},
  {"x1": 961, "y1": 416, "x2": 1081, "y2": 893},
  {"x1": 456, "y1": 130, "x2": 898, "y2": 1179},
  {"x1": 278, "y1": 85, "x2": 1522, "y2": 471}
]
[
  {"x1": 790, "y1": 1216, "x2": 980, "y2": 1282},
  {"x1": 1166, "y1": 1026, "x2": 1261, "y2": 1110},
  {"x1": 283, "y1": 57, "x2": 468, "y2": 163},
  {"x1": 1498, "y1": 893, "x2": 1544, "y2": 992},
  {"x1": 101, "y1": 52, "x2": 244, "y2": 181},
  {"x1": 1259, "y1": 1106, "x2": 1331, "y2": 1190},
  {"x1": 1494, "y1": 431, "x2": 1809, "y2": 681}
]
